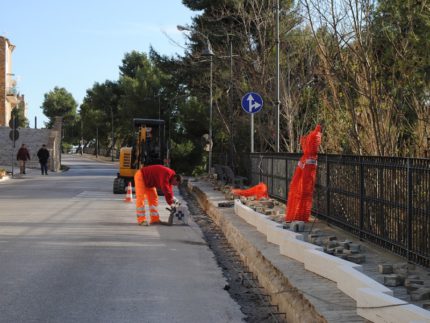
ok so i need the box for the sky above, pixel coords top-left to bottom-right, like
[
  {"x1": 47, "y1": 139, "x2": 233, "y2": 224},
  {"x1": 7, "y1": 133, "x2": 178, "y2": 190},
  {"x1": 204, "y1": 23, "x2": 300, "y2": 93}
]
[{"x1": 0, "y1": 0, "x2": 196, "y2": 127}]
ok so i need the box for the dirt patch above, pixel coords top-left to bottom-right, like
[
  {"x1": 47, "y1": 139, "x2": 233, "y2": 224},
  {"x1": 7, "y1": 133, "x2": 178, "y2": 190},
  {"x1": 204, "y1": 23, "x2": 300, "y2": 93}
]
[{"x1": 180, "y1": 184, "x2": 287, "y2": 323}]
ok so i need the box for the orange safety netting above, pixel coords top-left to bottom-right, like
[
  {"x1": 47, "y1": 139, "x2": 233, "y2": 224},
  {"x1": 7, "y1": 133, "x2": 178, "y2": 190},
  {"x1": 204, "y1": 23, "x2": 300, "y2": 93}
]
[
  {"x1": 286, "y1": 125, "x2": 322, "y2": 222},
  {"x1": 232, "y1": 182, "x2": 268, "y2": 200}
]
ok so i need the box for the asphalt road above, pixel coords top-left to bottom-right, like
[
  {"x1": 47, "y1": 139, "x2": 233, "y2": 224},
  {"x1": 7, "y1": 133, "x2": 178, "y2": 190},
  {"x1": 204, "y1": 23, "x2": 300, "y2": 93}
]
[{"x1": 0, "y1": 155, "x2": 244, "y2": 323}]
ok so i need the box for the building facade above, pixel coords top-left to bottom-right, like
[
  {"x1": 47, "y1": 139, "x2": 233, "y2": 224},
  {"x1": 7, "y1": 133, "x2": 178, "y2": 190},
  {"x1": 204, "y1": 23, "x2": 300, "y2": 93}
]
[{"x1": 0, "y1": 36, "x2": 19, "y2": 127}]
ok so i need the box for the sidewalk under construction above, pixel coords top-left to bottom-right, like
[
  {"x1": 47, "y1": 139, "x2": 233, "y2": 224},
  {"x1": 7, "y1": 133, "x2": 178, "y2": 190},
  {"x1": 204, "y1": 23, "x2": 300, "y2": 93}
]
[{"x1": 186, "y1": 178, "x2": 430, "y2": 323}]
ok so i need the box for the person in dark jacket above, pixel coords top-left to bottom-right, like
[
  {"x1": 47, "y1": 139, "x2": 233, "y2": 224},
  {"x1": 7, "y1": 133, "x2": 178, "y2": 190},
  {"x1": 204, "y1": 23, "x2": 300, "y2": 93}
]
[
  {"x1": 37, "y1": 144, "x2": 50, "y2": 175},
  {"x1": 16, "y1": 144, "x2": 30, "y2": 175}
]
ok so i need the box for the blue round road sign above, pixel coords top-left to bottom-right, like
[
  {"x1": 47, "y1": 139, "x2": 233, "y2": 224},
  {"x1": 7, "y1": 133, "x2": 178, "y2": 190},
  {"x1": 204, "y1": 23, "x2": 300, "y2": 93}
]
[{"x1": 241, "y1": 92, "x2": 264, "y2": 114}]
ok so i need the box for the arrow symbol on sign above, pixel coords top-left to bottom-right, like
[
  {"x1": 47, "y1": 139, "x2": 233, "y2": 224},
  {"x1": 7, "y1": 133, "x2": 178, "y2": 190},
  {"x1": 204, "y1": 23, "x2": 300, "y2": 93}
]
[{"x1": 246, "y1": 94, "x2": 261, "y2": 112}]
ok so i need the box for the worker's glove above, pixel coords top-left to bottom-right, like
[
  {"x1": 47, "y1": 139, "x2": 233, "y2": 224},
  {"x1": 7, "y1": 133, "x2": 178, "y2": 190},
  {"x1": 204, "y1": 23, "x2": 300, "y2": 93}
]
[{"x1": 173, "y1": 197, "x2": 181, "y2": 206}]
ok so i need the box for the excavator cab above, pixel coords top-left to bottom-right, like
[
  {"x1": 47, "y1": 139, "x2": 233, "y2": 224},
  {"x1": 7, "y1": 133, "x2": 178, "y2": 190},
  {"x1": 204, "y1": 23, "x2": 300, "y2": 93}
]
[{"x1": 113, "y1": 118, "x2": 167, "y2": 194}]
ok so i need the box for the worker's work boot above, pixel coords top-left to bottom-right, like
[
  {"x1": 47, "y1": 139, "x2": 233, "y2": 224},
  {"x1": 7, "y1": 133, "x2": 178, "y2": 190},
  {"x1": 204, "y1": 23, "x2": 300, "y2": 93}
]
[
  {"x1": 137, "y1": 216, "x2": 146, "y2": 225},
  {"x1": 150, "y1": 215, "x2": 160, "y2": 224}
]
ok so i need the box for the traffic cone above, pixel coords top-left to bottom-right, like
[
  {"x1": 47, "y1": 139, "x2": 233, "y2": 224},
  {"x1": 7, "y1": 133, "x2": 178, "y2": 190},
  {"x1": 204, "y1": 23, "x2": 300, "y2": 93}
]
[{"x1": 124, "y1": 182, "x2": 133, "y2": 203}]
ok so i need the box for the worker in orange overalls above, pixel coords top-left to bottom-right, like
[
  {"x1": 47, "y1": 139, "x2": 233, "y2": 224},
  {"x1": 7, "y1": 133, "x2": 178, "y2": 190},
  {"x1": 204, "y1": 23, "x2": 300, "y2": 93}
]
[{"x1": 134, "y1": 164, "x2": 182, "y2": 225}]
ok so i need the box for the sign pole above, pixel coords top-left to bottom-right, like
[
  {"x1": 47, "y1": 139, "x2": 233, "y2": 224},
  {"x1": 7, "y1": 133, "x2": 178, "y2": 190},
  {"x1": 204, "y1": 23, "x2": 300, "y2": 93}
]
[
  {"x1": 11, "y1": 115, "x2": 15, "y2": 176},
  {"x1": 276, "y1": 0, "x2": 280, "y2": 152},
  {"x1": 251, "y1": 114, "x2": 254, "y2": 153}
]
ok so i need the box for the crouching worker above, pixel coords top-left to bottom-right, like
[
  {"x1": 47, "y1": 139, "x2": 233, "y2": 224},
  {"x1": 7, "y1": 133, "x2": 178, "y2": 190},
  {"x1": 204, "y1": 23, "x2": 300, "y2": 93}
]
[{"x1": 134, "y1": 164, "x2": 182, "y2": 225}]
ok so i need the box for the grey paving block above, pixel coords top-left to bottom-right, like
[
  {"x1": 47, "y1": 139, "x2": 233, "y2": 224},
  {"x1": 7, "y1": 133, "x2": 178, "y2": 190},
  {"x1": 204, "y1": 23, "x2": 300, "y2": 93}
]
[
  {"x1": 346, "y1": 254, "x2": 366, "y2": 264},
  {"x1": 410, "y1": 288, "x2": 430, "y2": 301},
  {"x1": 338, "y1": 241, "x2": 351, "y2": 249},
  {"x1": 422, "y1": 301, "x2": 430, "y2": 310},
  {"x1": 349, "y1": 243, "x2": 361, "y2": 253},
  {"x1": 405, "y1": 277, "x2": 424, "y2": 287},
  {"x1": 335, "y1": 247, "x2": 344, "y2": 254},
  {"x1": 406, "y1": 283, "x2": 424, "y2": 294},
  {"x1": 384, "y1": 274, "x2": 404, "y2": 287},
  {"x1": 378, "y1": 264, "x2": 393, "y2": 274}
]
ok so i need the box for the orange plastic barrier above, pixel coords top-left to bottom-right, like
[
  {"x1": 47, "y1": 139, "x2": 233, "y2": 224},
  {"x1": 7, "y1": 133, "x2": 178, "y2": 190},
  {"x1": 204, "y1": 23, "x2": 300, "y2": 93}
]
[
  {"x1": 232, "y1": 182, "x2": 268, "y2": 200},
  {"x1": 286, "y1": 125, "x2": 322, "y2": 222}
]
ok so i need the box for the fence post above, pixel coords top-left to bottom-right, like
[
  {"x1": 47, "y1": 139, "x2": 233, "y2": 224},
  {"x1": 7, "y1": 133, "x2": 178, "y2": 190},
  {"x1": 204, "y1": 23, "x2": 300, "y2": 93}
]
[
  {"x1": 285, "y1": 155, "x2": 289, "y2": 203},
  {"x1": 271, "y1": 156, "x2": 274, "y2": 196},
  {"x1": 359, "y1": 157, "x2": 364, "y2": 240},
  {"x1": 378, "y1": 165, "x2": 385, "y2": 237},
  {"x1": 259, "y1": 154, "x2": 263, "y2": 183},
  {"x1": 326, "y1": 155, "x2": 330, "y2": 219},
  {"x1": 407, "y1": 158, "x2": 413, "y2": 261}
]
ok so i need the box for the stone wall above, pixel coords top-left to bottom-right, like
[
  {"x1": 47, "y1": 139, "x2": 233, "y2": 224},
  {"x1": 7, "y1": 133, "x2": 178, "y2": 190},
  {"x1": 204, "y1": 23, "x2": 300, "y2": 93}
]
[{"x1": 0, "y1": 117, "x2": 62, "y2": 173}]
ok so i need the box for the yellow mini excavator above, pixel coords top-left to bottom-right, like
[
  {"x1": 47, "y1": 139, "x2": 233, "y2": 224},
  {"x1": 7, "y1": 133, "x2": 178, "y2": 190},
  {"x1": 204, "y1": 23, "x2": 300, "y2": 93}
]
[{"x1": 113, "y1": 118, "x2": 168, "y2": 194}]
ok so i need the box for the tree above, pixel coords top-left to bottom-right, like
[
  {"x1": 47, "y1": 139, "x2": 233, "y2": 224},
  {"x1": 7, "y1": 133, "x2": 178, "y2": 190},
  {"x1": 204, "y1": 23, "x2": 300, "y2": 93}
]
[
  {"x1": 11, "y1": 100, "x2": 29, "y2": 128},
  {"x1": 79, "y1": 51, "x2": 173, "y2": 157},
  {"x1": 80, "y1": 81, "x2": 122, "y2": 152},
  {"x1": 371, "y1": 0, "x2": 430, "y2": 156},
  {"x1": 41, "y1": 87, "x2": 77, "y2": 128},
  {"x1": 149, "y1": 48, "x2": 209, "y2": 172},
  {"x1": 302, "y1": 0, "x2": 430, "y2": 156},
  {"x1": 180, "y1": 0, "x2": 307, "y2": 170},
  {"x1": 118, "y1": 51, "x2": 166, "y2": 125}
]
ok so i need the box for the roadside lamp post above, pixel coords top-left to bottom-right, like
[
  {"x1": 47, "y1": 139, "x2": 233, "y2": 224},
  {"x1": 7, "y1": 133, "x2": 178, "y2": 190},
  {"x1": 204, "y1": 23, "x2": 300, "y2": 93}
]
[
  {"x1": 227, "y1": 40, "x2": 234, "y2": 169},
  {"x1": 80, "y1": 118, "x2": 83, "y2": 155},
  {"x1": 276, "y1": 0, "x2": 280, "y2": 152},
  {"x1": 96, "y1": 127, "x2": 99, "y2": 158},
  {"x1": 177, "y1": 25, "x2": 215, "y2": 174}
]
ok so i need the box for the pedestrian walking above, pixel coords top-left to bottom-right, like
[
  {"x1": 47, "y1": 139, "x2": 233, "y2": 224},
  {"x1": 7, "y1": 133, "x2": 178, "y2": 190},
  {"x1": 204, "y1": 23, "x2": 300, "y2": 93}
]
[
  {"x1": 134, "y1": 165, "x2": 182, "y2": 225},
  {"x1": 16, "y1": 144, "x2": 30, "y2": 175},
  {"x1": 37, "y1": 144, "x2": 50, "y2": 175}
]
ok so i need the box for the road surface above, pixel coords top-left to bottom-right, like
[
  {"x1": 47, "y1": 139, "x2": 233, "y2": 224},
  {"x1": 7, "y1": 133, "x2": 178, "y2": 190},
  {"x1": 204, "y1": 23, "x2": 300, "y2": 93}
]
[{"x1": 0, "y1": 154, "x2": 244, "y2": 323}]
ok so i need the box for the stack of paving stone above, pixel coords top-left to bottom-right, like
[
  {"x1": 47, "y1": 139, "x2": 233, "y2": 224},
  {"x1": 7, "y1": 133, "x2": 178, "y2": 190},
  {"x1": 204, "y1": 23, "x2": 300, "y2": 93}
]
[
  {"x1": 210, "y1": 174, "x2": 222, "y2": 185},
  {"x1": 380, "y1": 262, "x2": 430, "y2": 304},
  {"x1": 306, "y1": 229, "x2": 366, "y2": 264},
  {"x1": 283, "y1": 220, "x2": 307, "y2": 232},
  {"x1": 222, "y1": 186, "x2": 235, "y2": 198},
  {"x1": 215, "y1": 184, "x2": 286, "y2": 221},
  {"x1": 237, "y1": 196, "x2": 285, "y2": 223}
]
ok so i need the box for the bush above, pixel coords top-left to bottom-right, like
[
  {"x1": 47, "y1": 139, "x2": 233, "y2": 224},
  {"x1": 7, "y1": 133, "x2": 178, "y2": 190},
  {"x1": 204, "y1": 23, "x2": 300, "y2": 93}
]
[{"x1": 170, "y1": 140, "x2": 205, "y2": 175}]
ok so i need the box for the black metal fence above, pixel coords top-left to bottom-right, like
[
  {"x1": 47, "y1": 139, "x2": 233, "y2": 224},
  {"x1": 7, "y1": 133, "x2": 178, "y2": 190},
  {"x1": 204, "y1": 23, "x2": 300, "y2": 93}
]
[{"x1": 249, "y1": 153, "x2": 430, "y2": 267}]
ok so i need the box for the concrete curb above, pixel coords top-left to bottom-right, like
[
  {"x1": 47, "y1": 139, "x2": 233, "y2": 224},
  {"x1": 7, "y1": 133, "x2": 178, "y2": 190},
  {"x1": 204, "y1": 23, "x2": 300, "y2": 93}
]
[{"x1": 234, "y1": 199, "x2": 430, "y2": 323}]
